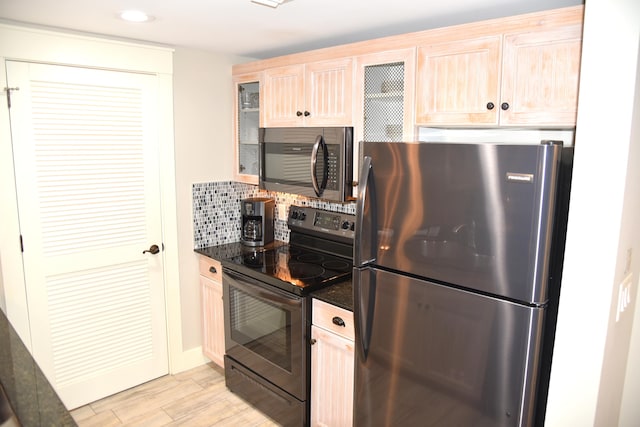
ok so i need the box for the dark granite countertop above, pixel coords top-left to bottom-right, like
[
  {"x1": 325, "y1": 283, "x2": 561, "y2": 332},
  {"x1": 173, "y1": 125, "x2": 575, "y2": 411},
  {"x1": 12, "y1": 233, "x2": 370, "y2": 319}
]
[
  {"x1": 311, "y1": 279, "x2": 353, "y2": 312},
  {"x1": 0, "y1": 309, "x2": 76, "y2": 426},
  {"x1": 195, "y1": 243, "x2": 354, "y2": 312}
]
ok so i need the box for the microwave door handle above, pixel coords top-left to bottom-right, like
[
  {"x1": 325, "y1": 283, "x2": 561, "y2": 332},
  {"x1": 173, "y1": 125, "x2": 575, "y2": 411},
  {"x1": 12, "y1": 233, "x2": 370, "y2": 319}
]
[
  {"x1": 310, "y1": 135, "x2": 322, "y2": 197},
  {"x1": 319, "y1": 136, "x2": 329, "y2": 193}
]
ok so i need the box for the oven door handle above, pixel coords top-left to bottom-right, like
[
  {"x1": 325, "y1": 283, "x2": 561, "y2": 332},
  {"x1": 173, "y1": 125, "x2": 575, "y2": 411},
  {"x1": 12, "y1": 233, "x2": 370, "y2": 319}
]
[{"x1": 223, "y1": 269, "x2": 300, "y2": 307}]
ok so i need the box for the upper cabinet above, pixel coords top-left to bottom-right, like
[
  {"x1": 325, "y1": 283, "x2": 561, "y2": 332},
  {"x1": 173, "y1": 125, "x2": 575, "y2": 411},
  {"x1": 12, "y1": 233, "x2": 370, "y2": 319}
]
[
  {"x1": 500, "y1": 25, "x2": 582, "y2": 126},
  {"x1": 355, "y1": 48, "x2": 416, "y2": 143},
  {"x1": 415, "y1": 37, "x2": 501, "y2": 125},
  {"x1": 415, "y1": 20, "x2": 583, "y2": 127},
  {"x1": 233, "y1": 72, "x2": 262, "y2": 185},
  {"x1": 263, "y1": 58, "x2": 353, "y2": 127},
  {"x1": 234, "y1": 6, "x2": 583, "y2": 136}
]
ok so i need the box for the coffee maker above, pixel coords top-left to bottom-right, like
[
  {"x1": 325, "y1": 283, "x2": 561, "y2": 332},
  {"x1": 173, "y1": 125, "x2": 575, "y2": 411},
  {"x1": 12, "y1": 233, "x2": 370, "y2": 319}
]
[{"x1": 241, "y1": 197, "x2": 275, "y2": 247}]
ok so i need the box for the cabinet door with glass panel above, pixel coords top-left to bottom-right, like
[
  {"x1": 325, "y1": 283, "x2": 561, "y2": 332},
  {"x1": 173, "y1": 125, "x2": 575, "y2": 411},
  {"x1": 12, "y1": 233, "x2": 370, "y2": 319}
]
[
  {"x1": 233, "y1": 72, "x2": 262, "y2": 184},
  {"x1": 356, "y1": 49, "x2": 415, "y2": 144},
  {"x1": 353, "y1": 49, "x2": 415, "y2": 196}
]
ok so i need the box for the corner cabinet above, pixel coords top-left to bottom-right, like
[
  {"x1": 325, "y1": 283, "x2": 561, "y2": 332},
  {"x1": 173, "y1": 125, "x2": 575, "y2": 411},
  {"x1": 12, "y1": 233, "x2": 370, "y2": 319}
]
[
  {"x1": 416, "y1": 21, "x2": 583, "y2": 127},
  {"x1": 233, "y1": 72, "x2": 262, "y2": 185},
  {"x1": 198, "y1": 255, "x2": 225, "y2": 368},
  {"x1": 263, "y1": 58, "x2": 353, "y2": 127},
  {"x1": 310, "y1": 299, "x2": 354, "y2": 427}
]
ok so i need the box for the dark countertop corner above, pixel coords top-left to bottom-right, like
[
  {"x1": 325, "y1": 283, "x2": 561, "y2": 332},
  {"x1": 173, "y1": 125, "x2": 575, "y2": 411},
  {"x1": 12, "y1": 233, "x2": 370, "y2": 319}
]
[
  {"x1": 0, "y1": 309, "x2": 76, "y2": 426},
  {"x1": 311, "y1": 279, "x2": 353, "y2": 312}
]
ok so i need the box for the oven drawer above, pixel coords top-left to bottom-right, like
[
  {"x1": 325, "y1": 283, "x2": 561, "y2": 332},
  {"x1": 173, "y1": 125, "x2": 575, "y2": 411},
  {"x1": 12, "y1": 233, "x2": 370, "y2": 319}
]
[
  {"x1": 312, "y1": 299, "x2": 354, "y2": 341},
  {"x1": 225, "y1": 355, "x2": 308, "y2": 427},
  {"x1": 199, "y1": 256, "x2": 222, "y2": 283}
]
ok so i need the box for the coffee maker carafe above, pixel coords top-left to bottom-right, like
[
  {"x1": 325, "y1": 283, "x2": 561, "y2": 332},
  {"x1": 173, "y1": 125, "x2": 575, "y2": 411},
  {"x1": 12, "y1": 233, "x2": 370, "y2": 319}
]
[{"x1": 241, "y1": 197, "x2": 274, "y2": 246}]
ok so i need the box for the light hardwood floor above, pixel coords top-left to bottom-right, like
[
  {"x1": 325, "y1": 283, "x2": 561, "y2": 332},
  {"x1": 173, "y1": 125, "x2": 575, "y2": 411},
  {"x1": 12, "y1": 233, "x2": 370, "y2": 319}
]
[{"x1": 70, "y1": 363, "x2": 279, "y2": 426}]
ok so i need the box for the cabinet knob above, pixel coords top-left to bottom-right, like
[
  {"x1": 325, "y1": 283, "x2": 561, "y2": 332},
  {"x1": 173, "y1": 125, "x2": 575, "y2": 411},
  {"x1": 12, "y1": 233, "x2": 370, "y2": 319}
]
[
  {"x1": 501, "y1": 102, "x2": 510, "y2": 111},
  {"x1": 304, "y1": 111, "x2": 310, "y2": 117},
  {"x1": 310, "y1": 338, "x2": 317, "y2": 345},
  {"x1": 209, "y1": 266, "x2": 217, "y2": 274},
  {"x1": 486, "y1": 102, "x2": 495, "y2": 110},
  {"x1": 296, "y1": 111, "x2": 303, "y2": 117},
  {"x1": 332, "y1": 316, "x2": 346, "y2": 327}
]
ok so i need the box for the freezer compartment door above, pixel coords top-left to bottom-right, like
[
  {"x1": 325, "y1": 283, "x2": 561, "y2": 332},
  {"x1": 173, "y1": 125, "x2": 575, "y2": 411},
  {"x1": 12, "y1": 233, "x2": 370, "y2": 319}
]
[
  {"x1": 357, "y1": 141, "x2": 565, "y2": 304},
  {"x1": 354, "y1": 267, "x2": 545, "y2": 427}
]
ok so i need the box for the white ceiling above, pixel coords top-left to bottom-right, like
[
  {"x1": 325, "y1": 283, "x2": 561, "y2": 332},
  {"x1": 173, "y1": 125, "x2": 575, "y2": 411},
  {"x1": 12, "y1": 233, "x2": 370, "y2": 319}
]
[{"x1": 0, "y1": 0, "x2": 582, "y2": 59}]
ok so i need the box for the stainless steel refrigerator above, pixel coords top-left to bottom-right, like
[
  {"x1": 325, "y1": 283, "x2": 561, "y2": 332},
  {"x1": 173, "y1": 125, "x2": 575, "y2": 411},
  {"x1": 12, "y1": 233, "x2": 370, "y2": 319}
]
[{"x1": 353, "y1": 141, "x2": 573, "y2": 427}]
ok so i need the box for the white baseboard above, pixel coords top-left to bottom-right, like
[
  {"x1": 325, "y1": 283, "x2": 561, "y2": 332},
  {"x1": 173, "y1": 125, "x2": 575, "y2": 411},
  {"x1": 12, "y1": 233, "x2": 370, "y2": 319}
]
[{"x1": 170, "y1": 346, "x2": 211, "y2": 374}]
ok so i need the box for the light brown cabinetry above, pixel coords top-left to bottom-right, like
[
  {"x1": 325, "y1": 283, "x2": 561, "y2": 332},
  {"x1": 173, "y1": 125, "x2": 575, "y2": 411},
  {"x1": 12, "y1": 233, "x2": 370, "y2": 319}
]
[
  {"x1": 233, "y1": 72, "x2": 262, "y2": 185},
  {"x1": 263, "y1": 58, "x2": 353, "y2": 127},
  {"x1": 353, "y1": 48, "x2": 416, "y2": 195},
  {"x1": 198, "y1": 256, "x2": 225, "y2": 368},
  {"x1": 500, "y1": 25, "x2": 582, "y2": 126},
  {"x1": 355, "y1": 48, "x2": 416, "y2": 142},
  {"x1": 310, "y1": 299, "x2": 354, "y2": 427},
  {"x1": 234, "y1": 6, "x2": 583, "y2": 138},
  {"x1": 416, "y1": 22, "x2": 582, "y2": 127}
]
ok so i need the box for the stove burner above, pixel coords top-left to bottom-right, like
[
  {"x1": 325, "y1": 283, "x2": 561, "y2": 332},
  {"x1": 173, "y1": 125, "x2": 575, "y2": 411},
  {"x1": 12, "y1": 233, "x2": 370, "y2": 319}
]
[
  {"x1": 278, "y1": 246, "x2": 302, "y2": 256},
  {"x1": 282, "y1": 262, "x2": 326, "y2": 280},
  {"x1": 297, "y1": 253, "x2": 325, "y2": 263},
  {"x1": 322, "y1": 259, "x2": 351, "y2": 271}
]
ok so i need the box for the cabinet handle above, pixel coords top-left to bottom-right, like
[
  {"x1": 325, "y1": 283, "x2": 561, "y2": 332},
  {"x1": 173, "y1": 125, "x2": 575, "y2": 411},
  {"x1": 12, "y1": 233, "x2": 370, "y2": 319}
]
[
  {"x1": 296, "y1": 111, "x2": 303, "y2": 117},
  {"x1": 209, "y1": 266, "x2": 217, "y2": 274},
  {"x1": 310, "y1": 338, "x2": 317, "y2": 345},
  {"x1": 486, "y1": 102, "x2": 495, "y2": 110},
  {"x1": 304, "y1": 111, "x2": 310, "y2": 117},
  {"x1": 332, "y1": 316, "x2": 346, "y2": 327},
  {"x1": 501, "y1": 102, "x2": 510, "y2": 111}
]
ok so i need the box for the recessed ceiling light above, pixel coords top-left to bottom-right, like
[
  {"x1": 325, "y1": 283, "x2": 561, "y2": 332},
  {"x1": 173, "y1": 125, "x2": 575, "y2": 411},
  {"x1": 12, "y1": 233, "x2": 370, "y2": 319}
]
[
  {"x1": 119, "y1": 10, "x2": 154, "y2": 23},
  {"x1": 251, "y1": 0, "x2": 292, "y2": 8}
]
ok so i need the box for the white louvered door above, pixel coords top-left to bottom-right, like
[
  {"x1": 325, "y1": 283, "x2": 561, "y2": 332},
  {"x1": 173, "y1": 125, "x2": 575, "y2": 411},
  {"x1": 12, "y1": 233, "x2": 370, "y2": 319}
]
[{"x1": 6, "y1": 61, "x2": 168, "y2": 409}]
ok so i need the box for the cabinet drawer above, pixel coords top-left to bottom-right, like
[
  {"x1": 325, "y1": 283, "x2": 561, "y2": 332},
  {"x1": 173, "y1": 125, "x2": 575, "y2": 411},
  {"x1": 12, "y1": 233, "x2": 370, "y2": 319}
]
[
  {"x1": 199, "y1": 256, "x2": 222, "y2": 283},
  {"x1": 312, "y1": 299, "x2": 354, "y2": 341}
]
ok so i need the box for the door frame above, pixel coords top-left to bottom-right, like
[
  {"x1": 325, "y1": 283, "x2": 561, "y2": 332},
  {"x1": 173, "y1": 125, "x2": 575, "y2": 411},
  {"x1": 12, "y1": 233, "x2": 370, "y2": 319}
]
[{"x1": 0, "y1": 24, "x2": 187, "y2": 375}]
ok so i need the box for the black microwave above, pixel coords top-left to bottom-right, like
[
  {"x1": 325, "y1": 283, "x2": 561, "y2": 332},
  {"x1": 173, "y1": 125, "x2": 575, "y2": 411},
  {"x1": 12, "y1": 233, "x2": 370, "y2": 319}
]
[{"x1": 259, "y1": 127, "x2": 353, "y2": 202}]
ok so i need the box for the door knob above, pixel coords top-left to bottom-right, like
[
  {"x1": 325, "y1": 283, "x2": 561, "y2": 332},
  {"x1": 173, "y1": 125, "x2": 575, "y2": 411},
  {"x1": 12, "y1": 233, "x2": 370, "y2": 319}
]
[{"x1": 143, "y1": 244, "x2": 160, "y2": 255}]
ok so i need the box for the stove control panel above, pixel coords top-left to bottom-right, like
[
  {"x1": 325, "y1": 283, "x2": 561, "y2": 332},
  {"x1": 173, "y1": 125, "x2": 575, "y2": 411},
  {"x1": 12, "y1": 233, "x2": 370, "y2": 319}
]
[{"x1": 287, "y1": 205, "x2": 355, "y2": 241}]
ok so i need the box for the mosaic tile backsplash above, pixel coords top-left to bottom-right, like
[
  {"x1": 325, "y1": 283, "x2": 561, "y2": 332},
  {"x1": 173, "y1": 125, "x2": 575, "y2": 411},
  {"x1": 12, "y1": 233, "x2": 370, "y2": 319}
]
[{"x1": 193, "y1": 181, "x2": 356, "y2": 249}]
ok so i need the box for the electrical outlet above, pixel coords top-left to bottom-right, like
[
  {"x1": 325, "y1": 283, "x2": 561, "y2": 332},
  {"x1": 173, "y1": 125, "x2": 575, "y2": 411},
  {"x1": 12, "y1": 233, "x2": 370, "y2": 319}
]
[
  {"x1": 616, "y1": 273, "x2": 633, "y2": 322},
  {"x1": 277, "y1": 204, "x2": 288, "y2": 221}
]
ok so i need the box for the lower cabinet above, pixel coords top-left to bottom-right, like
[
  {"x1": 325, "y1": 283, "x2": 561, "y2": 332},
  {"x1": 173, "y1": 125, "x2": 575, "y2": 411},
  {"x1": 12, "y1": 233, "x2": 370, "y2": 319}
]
[
  {"x1": 198, "y1": 255, "x2": 225, "y2": 368},
  {"x1": 311, "y1": 299, "x2": 354, "y2": 427}
]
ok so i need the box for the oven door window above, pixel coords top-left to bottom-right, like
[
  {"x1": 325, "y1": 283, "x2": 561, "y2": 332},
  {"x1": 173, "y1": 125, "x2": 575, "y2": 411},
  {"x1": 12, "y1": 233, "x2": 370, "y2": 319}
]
[{"x1": 228, "y1": 285, "x2": 292, "y2": 371}]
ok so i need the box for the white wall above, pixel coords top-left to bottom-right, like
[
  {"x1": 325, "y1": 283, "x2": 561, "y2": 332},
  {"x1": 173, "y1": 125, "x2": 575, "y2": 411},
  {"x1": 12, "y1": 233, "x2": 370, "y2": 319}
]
[
  {"x1": 545, "y1": 0, "x2": 640, "y2": 425},
  {"x1": 613, "y1": 53, "x2": 640, "y2": 426},
  {"x1": 172, "y1": 48, "x2": 254, "y2": 356}
]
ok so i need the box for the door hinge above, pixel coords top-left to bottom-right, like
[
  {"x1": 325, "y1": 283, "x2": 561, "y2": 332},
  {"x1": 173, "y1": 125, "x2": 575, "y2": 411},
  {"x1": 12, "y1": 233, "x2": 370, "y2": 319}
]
[
  {"x1": 19, "y1": 235, "x2": 24, "y2": 252},
  {"x1": 4, "y1": 87, "x2": 19, "y2": 109}
]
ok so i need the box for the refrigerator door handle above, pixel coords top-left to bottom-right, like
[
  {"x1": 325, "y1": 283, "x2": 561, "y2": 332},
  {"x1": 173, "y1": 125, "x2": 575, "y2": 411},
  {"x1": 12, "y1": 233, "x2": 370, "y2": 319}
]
[
  {"x1": 354, "y1": 267, "x2": 375, "y2": 361},
  {"x1": 355, "y1": 155, "x2": 376, "y2": 265}
]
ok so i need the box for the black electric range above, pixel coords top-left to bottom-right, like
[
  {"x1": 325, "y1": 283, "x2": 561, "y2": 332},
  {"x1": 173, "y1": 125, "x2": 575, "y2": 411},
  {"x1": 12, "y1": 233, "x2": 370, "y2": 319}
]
[
  {"x1": 221, "y1": 205, "x2": 356, "y2": 426},
  {"x1": 221, "y1": 205, "x2": 355, "y2": 296}
]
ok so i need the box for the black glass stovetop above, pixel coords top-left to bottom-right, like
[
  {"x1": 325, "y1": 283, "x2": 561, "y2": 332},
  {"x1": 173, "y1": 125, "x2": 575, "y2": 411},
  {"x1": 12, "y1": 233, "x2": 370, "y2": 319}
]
[{"x1": 222, "y1": 242, "x2": 352, "y2": 296}]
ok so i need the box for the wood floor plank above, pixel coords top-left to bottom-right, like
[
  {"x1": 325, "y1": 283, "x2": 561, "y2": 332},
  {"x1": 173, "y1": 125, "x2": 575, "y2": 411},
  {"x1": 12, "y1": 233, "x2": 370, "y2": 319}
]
[
  {"x1": 113, "y1": 380, "x2": 204, "y2": 423},
  {"x1": 89, "y1": 376, "x2": 182, "y2": 413},
  {"x1": 69, "y1": 404, "x2": 96, "y2": 422},
  {"x1": 71, "y1": 362, "x2": 280, "y2": 426},
  {"x1": 71, "y1": 409, "x2": 122, "y2": 427}
]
